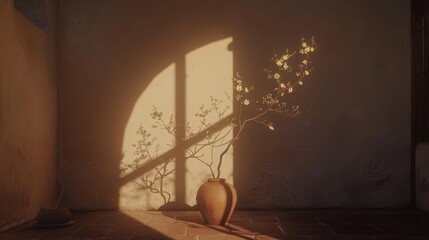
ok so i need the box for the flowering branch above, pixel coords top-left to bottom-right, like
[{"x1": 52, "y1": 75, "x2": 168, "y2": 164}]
[
  {"x1": 215, "y1": 37, "x2": 317, "y2": 178},
  {"x1": 123, "y1": 37, "x2": 317, "y2": 196}
]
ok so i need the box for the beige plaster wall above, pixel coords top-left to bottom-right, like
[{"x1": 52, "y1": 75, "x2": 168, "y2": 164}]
[
  {"x1": 233, "y1": 0, "x2": 412, "y2": 209},
  {"x1": 59, "y1": 0, "x2": 411, "y2": 210},
  {"x1": 0, "y1": 0, "x2": 58, "y2": 231}
]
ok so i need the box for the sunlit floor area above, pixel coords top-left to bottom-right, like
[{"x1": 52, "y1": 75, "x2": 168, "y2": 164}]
[{"x1": 1, "y1": 210, "x2": 429, "y2": 240}]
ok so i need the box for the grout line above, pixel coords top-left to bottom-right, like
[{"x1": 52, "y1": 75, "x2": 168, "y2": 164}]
[
  {"x1": 313, "y1": 214, "x2": 337, "y2": 236},
  {"x1": 277, "y1": 223, "x2": 286, "y2": 236},
  {"x1": 145, "y1": 214, "x2": 153, "y2": 225},
  {"x1": 104, "y1": 227, "x2": 113, "y2": 239},
  {"x1": 65, "y1": 225, "x2": 83, "y2": 238},
  {"x1": 184, "y1": 223, "x2": 188, "y2": 236}
]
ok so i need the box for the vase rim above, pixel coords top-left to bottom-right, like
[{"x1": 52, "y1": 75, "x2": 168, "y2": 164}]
[{"x1": 207, "y1": 178, "x2": 226, "y2": 182}]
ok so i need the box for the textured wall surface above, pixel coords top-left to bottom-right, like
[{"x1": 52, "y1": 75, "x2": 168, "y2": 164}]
[
  {"x1": 0, "y1": 0, "x2": 58, "y2": 231},
  {"x1": 233, "y1": 0, "x2": 412, "y2": 209},
  {"x1": 59, "y1": 0, "x2": 411, "y2": 210}
]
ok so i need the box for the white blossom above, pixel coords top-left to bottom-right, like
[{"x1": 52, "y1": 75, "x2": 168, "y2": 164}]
[
  {"x1": 304, "y1": 47, "x2": 311, "y2": 54},
  {"x1": 283, "y1": 63, "x2": 288, "y2": 70}
]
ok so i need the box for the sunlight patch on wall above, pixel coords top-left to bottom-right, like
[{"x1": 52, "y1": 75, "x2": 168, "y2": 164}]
[
  {"x1": 120, "y1": 64, "x2": 176, "y2": 210},
  {"x1": 120, "y1": 37, "x2": 234, "y2": 210},
  {"x1": 184, "y1": 37, "x2": 234, "y2": 206}
]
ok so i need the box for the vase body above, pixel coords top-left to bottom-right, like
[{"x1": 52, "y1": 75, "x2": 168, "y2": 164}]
[{"x1": 196, "y1": 178, "x2": 237, "y2": 225}]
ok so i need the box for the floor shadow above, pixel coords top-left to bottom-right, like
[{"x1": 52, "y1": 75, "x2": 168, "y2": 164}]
[
  {"x1": 4, "y1": 210, "x2": 429, "y2": 239},
  {"x1": 0, "y1": 211, "x2": 171, "y2": 239}
]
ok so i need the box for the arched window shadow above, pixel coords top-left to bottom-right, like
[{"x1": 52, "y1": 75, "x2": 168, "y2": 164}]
[{"x1": 119, "y1": 37, "x2": 235, "y2": 210}]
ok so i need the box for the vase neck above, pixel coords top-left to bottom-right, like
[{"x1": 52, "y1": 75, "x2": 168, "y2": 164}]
[{"x1": 207, "y1": 178, "x2": 226, "y2": 182}]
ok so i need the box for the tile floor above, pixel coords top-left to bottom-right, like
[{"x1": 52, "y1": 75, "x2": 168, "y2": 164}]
[{"x1": 1, "y1": 210, "x2": 429, "y2": 240}]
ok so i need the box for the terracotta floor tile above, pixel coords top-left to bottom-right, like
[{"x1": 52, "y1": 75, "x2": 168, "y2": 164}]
[
  {"x1": 70, "y1": 225, "x2": 112, "y2": 238},
  {"x1": 175, "y1": 212, "x2": 206, "y2": 224},
  {"x1": 170, "y1": 236, "x2": 200, "y2": 240},
  {"x1": 312, "y1": 237, "x2": 375, "y2": 240},
  {"x1": 373, "y1": 224, "x2": 426, "y2": 236},
  {"x1": 229, "y1": 214, "x2": 251, "y2": 224},
  {"x1": 129, "y1": 224, "x2": 174, "y2": 240},
  {"x1": 121, "y1": 213, "x2": 153, "y2": 224},
  {"x1": 187, "y1": 223, "x2": 232, "y2": 236},
  {"x1": 131, "y1": 234, "x2": 170, "y2": 240},
  {"x1": 107, "y1": 225, "x2": 150, "y2": 238},
  {"x1": 0, "y1": 225, "x2": 80, "y2": 239},
  {"x1": 249, "y1": 214, "x2": 279, "y2": 223},
  {"x1": 381, "y1": 212, "x2": 429, "y2": 225},
  {"x1": 71, "y1": 213, "x2": 100, "y2": 225},
  {"x1": 104, "y1": 238, "x2": 130, "y2": 240},
  {"x1": 374, "y1": 237, "x2": 429, "y2": 240},
  {"x1": 256, "y1": 235, "x2": 312, "y2": 240},
  {"x1": 337, "y1": 212, "x2": 396, "y2": 224},
  {"x1": 147, "y1": 214, "x2": 177, "y2": 224},
  {"x1": 144, "y1": 223, "x2": 187, "y2": 236},
  {"x1": 199, "y1": 234, "x2": 255, "y2": 240},
  {"x1": 328, "y1": 224, "x2": 382, "y2": 235},
  {"x1": 313, "y1": 213, "x2": 348, "y2": 224},
  {"x1": 277, "y1": 214, "x2": 319, "y2": 225},
  {"x1": 74, "y1": 213, "x2": 143, "y2": 226},
  {"x1": 2, "y1": 210, "x2": 429, "y2": 240},
  {"x1": 228, "y1": 223, "x2": 284, "y2": 235},
  {"x1": 279, "y1": 224, "x2": 332, "y2": 236}
]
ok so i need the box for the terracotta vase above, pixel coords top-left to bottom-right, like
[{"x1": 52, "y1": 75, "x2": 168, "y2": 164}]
[{"x1": 196, "y1": 178, "x2": 237, "y2": 225}]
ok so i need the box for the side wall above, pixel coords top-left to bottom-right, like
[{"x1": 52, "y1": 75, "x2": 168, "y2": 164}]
[
  {"x1": 0, "y1": 0, "x2": 58, "y2": 231},
  {"x1": 416, "y1": 142, "x2": 429, "y2": 212}
]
